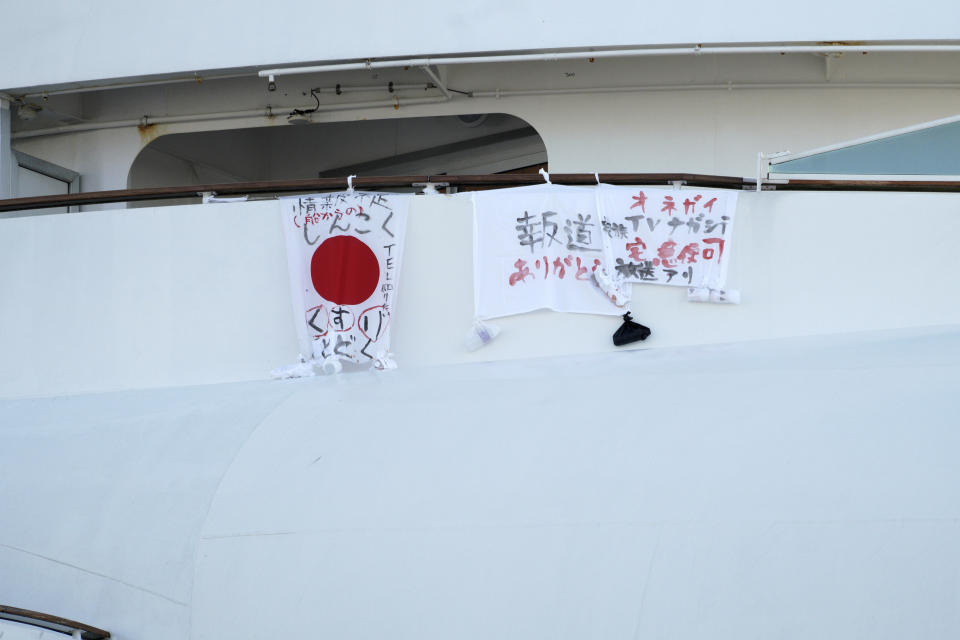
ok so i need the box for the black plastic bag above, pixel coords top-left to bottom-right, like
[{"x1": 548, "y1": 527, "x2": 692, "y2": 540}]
[{"x1": 612, "y1": 312, "x2": 651, "y2": 346}]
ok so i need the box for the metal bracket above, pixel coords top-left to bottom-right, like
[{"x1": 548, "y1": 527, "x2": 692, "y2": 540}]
[
  {"x1": 742, "y1": 177, "x2": 785, "y2": 191},
  {"x1": 420, "y1": 65, "x2": 453, "y2": 100},
  {"x1": 756, "y1": 150, "x2": 792, "y2": 191},
  {"x1": 412, "y1": 181, "x2": 450, "y2": 195}
]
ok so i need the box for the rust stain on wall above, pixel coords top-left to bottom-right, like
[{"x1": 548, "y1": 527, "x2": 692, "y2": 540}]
[{"x1": 137, "y1": 123, "x2": 162, "y2": 146}]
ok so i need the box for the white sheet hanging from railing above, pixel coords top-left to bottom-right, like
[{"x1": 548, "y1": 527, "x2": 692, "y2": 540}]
[
  {"x1": 596, "y1": 185, "x2": 738, "y2": 289},
  {"x1": 473, "y1": 184, "x2": 621, "y2": 319},
  {"x1": 281, "y1": 191, "x2": 409, "y2": 364}
]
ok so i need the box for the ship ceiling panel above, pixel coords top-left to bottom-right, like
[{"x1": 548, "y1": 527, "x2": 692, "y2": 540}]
[
  {"x1": 125, "y1": 114, "x2": 543, "y2": 189},
  {"x1": 2, "y1": 0, "x2": 960, "y2": 90}
]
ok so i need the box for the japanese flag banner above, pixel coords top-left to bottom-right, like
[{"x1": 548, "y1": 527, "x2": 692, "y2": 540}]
[
  {"x1": 473, "y1": 184, "x2": 620, "y2": 319},
  {"x1": 281, "y1": 191, "x2": 409, "y2": 365},
  {"x1": 596, "y1": 186, "x2": 738, "y2": 289}
]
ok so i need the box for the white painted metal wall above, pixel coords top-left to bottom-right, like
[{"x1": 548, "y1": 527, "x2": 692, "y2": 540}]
[
  {"x1": 0, "y1": 381, "x2": 299, "y2": 640},
  {"x1": 0, "y1": 620, "x2": 69, "y2": 640},
  {"x1": 2, "y1": 1, "x2": 960, "y2": 90},
  {"x1": 2, "y1": 327, "x2": 959, "y2": 640},
  {"x1": 3, "y1": 26, "x2": 960, "y2": 640},
  {"x1": 1, "y1": 187, "x2": 959, "y2": 398}
]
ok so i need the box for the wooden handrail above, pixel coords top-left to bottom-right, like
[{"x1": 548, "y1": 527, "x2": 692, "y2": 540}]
[
  {"x1": 0, "y1": 605, "x2": 110, "y2": 639},
  {"x1": 1, "y1": 172, "x2": 960, "y2": 213},
  {"x1": 0, "y1": 173, "x2": 744, "y2": 213}
]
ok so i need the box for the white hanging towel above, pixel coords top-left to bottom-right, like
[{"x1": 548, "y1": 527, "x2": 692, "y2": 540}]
[
  {"x1": 473, "y1": 184, "x2": 621, "y2": 319},
  {"x1": 595, "y1": 185, "x2": 738, "y2": 290},
  {"x1": 280, "y1": 191, "x2": 410, "y2": 364}
]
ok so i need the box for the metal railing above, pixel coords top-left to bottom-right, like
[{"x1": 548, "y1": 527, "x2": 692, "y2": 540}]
[
  {"x1": 0, "y1": 605, "x2": 110, "y2": 639},
  {"x1": 2, "y1": 172, "x2": 960, "y2": 213}
]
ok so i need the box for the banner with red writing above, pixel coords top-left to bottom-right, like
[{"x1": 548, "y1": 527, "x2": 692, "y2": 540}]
[
  {"x1": 596, "y1": 186, "x2": 738, "y2": 289},
  {"x1": 281, "y1": 191, "x2": 409, "y2": 364},
  {"x1": 473, "y1": 184, "x2": 621, "y2": 319}
]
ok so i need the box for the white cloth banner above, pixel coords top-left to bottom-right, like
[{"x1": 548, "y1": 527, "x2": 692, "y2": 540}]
[
  {"x1": 281, "y1": 191, "x2": 409, "y2": 363},
  {"x1": 473, "y1": 184, "x2": 620, "y2": 319},
  {"x1": 597, "y1": 186, "x2": 738, "y2": 289}
]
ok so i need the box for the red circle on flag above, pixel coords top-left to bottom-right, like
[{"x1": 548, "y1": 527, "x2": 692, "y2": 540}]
[{"x1": 310, "y1": 236, "x2": 380, "y2": 306}]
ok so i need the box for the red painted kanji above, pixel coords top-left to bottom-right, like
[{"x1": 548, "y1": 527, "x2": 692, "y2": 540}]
[
  {"x1": 654, "y1": 239, "x2": 678, "y2": 268},
  {"x1": 702, "y1": 237, "x2": 725, "y2": 259},
  {"x1": 509, "y1": 259, "x2": 533, "y2": 285},
  {"x1": 552, "y1": 257, "x2": 566, "y2": 279},
  {"x1": 677, "y1": 242, "x2": 700, "y2": 264},
  {"x1": 661, "y1": 196, "x2": 677, "y2": 216},
  {"x1": 682, "y1": 194, "x2": 702, "y2": 215},
  {"x1": 626, "y1": 237, "x2": 647, "y2": 260}
]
